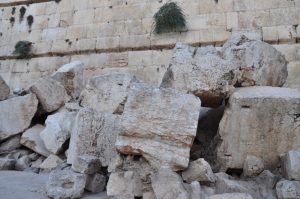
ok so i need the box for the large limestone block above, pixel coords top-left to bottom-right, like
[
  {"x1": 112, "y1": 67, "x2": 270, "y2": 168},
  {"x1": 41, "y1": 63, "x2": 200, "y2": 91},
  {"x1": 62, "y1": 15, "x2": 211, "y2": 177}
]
[
  {"x1": 20, "y1": 124, "x2": 50, "y2": 157},
  {"x1": 29, "y1": 77, "x2": 68, "y2": 113},
  {"x1": 161, "y1": 34, "x2": 287, "y2": 107},
  {"x1": 46, "y1": 169, "x2": 86, "y2": 199},
  {"x1": 0, "y1": 75, "x2": 10, "y2": 101},
  {"x1": 116, "y1": 83, "x2": 201, "y2": 170},
  {"x1": 151, "y1": 168, "x2": 189, "y2": 199},
  {"x1": 51, "y1": 61, "x2": 84, "y2": 99},
  {"x1": 107, "y1": 171, "x2": 143, "y2": 199},
  {"x1": 79, "y1": 73, "x2": 138, "y2": 114},
  {"x1": 40, "y1": 112, "x2": 77, "y2": 154},
  {"x1": 0, "y1": 94, "x2": 38, "y2": 141},
  {"x1": 217, "y1": 87, "x2": 300, "y2": 170},
  {"x1": 281, "y1": 150, "x2": 300, "y2": 180},
  {"x1": 68, "y1": 108, "x2": 121, "y2": 169}
]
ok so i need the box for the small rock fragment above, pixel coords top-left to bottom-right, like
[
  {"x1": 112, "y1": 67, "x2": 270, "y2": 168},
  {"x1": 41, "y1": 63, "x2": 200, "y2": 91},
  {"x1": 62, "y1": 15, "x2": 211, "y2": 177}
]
[
  {"x1": 85, "y1": 173, "x2": 106, "y2": 193},
  {"x1": 243, "y1": 155, "x2": 264, "y2": 177},
  {"x1": 39, "y1": 154, "x2": 64, "y2": 170},
  {"x1": 72, "y1": 155, "x2": 101, "y2": 174}
]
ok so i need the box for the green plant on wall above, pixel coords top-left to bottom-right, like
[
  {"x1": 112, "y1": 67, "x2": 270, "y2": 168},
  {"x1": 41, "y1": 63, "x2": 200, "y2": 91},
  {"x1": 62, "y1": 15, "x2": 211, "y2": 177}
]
[
  {"x1": 13, "y1": 41, "x2": 32, "y2": 59},
  {"x1": 153, "y1": 1, "x2": 186, "y2": 34}
]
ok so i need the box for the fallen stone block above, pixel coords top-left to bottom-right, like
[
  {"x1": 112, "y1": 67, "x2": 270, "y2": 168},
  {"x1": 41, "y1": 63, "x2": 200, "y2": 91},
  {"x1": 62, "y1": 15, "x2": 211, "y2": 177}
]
[
  {"x1": 85, "y1": 173, "x2": 106, "y2": 193},
  {"x1": 29, "y1": 77, "x2": 68, "y2": 113},
  {"x1": 116, "y1": 83, "x2": 201, "y2": 170},
  {"x1": 0, "y1": 75, "x2": 10, "y2": 101},
  {"x1": 107, "y1": 171, "x2": 142, "y2": 199},
  {"x1": 72, "y1": 155, "x2": 101, "y2": 174},
  {"x1": 20, "y1": 124, "x2": 50, "y2": 157},
  {"x1": 15, "y1": 155, "x2": 31, "y2": 171},
  {"x1": 217, "y1": 87, "x2": 300, "y2": 170},
  {"x1": 182, "y1": 158, "x2": 216, "y2": 183},
  {"x1": 276, "y1": 180, "x2": 300, "y2": 199},
  {"x1": 0, "y1": 158, "x2": 16, "y2": 170},
  {"x1": 40, "y1": 112, "x2": 76, "y2": 154},
  {"x1": 281, "y1": 150, "x2": 300, "y2": 180},
  {"x1": 0, "y1": 135, "x2": 21, "y2": 153},
  {"x1": 39, "y1": 154, "x2": 64, "y2": 170},
  {"x1": 80, "y1": 73, "x2": 138, "y2": 114},
  {"x1": 183, "y1": 181, "x2": 202, "y2": 199},
  {"x1": 243, "y1": 155, "x2": 264, "y2": 178},
  {"x1": 46, "y1": 169, "x2": 86, "y2": 199},
  {"x1": 0, "y1": 93, "x2": 38, "y2": 141},
  {"x1": 52, "y1": 61, "x2": 84, "y2": 99}
]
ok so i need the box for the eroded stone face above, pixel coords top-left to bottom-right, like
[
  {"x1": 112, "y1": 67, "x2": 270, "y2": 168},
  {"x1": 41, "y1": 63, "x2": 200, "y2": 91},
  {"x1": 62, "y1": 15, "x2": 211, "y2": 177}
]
[
  {"x1": 116, "y1": 83, "x2": 201, "y2": 171},
  {"x1": 0, "y1": 94, "x2": 38, "y2": 142},
  {"x1": 217, "y1": 86, "x2": 300, "y2": 171},
  {"x1": 68, "y1": 108, "x2": 121, "y2": 169},
  {"x1": 79, "y1": 73, "x2": 138, "y2": 114},
  {"x1": 160, "y1": 34, "x2": 288, "y2": 107},
  {"x1": 281, "y1": 150, "x2": 300, "y2": 180},
  {"x1": 0, "y1": 76, "x2": 10, "y2": 101}
]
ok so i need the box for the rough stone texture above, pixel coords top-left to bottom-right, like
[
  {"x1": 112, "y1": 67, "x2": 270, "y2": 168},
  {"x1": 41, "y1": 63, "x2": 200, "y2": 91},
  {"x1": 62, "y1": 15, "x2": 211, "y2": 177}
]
[
  {"x1": 29, "y1": 77, "x2": 68, "y2": 113},
  {"x1": 79, "y1": 73, "x2": 138, "y2": 114},
  {"x1": 20, "y1": 124, "x2": 50, "y2": 157},
  {"x1": 206, "y1": 193, "x2": 254, "y2": 199},
  {"x1": 107, "y1": 171, "x2": 142, "y2": 199},
  {"x1": 46, "y1": 169, "x2": 87, "y2": 199},
  {"x1": 276, "y1": 180, "x2": 300, "y2": 199},
  {"x1": 281, "y1": 150, "x2": 300, "y2": 180},
  {"x1": 0, "y1": 158, "x2": 15, "y2": 170},
  {"x1": 215, "y1": 173, "x2": 249, "y2": 194},
  {"x1": 182, "y1": 158, "x2": 216, "y2": 183},
  {"x1": 0, "y1": 94, "x2": 38, "y2": 141},
  {"x1": 217, "y1": 87, "x2": 300, "y2": 170},
  {"x1": 51, "y1": 61, "x2": 84, "y2": 99},
  {"x1": 243, "y1": 155, "x2": 265, "y2": 177},
  {"x1": 0, "y1": 135, "x2": 21, "y2": 153},
  {"x1": 72, "y1": 155, "x2": 101, "y2": 174},
  {"x1": 85, "y1": 173, "x2": 106, "y2": 193},
  {"x1": 161, "y1": 35, "x2": 287, "y2": 107},
  {"x1": 151, "y1": 168, "x2": 189, "y2": 199},
  {"x1": 68, "y1": 108, "x2": 121, "y2": 168},
  {"x1": 183, "y1": 181, "x2": 202, "y2": 199},
  {"x1": 40, "y1": 112, "x2": 77, "y2": 154},
  {"x1": 116, "y1": 83, "x2": 201, "y2": 170},
  {"x1": 15, "y1": 155, "x2": 31, "y2": 171},
  {"x1": 0, "y1": 75, "x2": 10, "y2": 101},
  {"x1": 39, "y1": 154, "x2": 64, "y2": 170}
]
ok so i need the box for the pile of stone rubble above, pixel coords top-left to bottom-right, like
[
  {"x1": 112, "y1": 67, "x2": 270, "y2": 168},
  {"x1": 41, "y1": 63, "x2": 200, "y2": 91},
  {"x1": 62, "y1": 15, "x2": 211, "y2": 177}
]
[{"x1": 0, "y1": 34, "x2": 300, "y2": 199}]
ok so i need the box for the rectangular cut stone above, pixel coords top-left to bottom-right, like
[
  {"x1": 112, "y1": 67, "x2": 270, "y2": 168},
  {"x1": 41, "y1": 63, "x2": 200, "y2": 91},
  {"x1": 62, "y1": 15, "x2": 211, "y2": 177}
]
[
  {"x1": 116, "y1": 83, "x2": 201, "y2": 171},
  {"x1": 217, "y1": 86, "x2": 300, "y2": 171}
]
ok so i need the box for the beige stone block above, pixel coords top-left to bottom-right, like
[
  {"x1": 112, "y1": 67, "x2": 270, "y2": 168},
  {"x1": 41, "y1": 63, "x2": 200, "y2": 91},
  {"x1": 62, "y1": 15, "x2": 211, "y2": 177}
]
[
  {"x1": 75, "y1": 38, "x2": 96, "y2": 51},
  {"x1": 284, "y1": 62, "x2": 300, "y2": 89},
  {"x1": 277, "y1": 25, "x2": 297, "y2": 43},
  {"x1": 73, "y1": 9, "x2": 94, "y2": 25},
  {"x1": 128, "y1": 51, "x2": 152, "y2": 67},
  {"x1": 238, "y1": 10, "x2": 272, "y2": 28},
  {"x1": 60, "y1": 12, "x2": 73, "y2": 27},
  {"x1": 141, "y1": 17, "x2": 153, "y2": 34},
  {"x1": 47, "y1": 13, "x2": 60, "y2": 28},
  {"x1": 273, "y1": 44, "x2": 300, "y2": 62},
  {"x1": 234, "y1": 0, "x2": 296, "y2": 11},
  {"x1": 150, "y1": 32, "x2": 179, "y2": 47},
  {"x1": 199, "y1": 0, "x2": 233, "y2": 14},
  {"x1": 263, "y1": 26, "x2": 278, "y2": 43},
  {"x1": 120, "y1": 34, "x2": 150, "y2": 49},
  {"x1": 124, "y1": 19, "x2": 143, "y2": 35},
  {"x1": 227, "y1": 12, "x2": 238, "y2": 30},
  {"x1": 27, "y1": 3, "x2": 46, "y2": 16},
  {"x1": 41, "y1": 28, "x2": 67, "y2": 41},
  {"x1": 178, "y1": 31, "x2": 200, "y2": 44},
  {"x1": 32, "y1": 41, "x2": 52, "y2": 55},
  {"x1": 58, "y1": 0, "x2": 74, "y2": 12},
  {"x1": 187, "y1": 15, "x2": 207, "y2": 30},
  {"x1": 44, "y1": 2, "x2": 58, "y2": 15},
  {"x1": 66, "y1": 25, "x2": 86, "y2": 39},
  {"x1": 96, "y1": 36, "x2": 120, "y2": 50},
  {"x1": 269, "y1": 7, "x2": 300, "y2": 26},
  {"x1": 51, "y1": 40, "x2": 71, "y2": 53},
  {"x1": 206, "y1": 13, "x2": 227, "y2": 28}
]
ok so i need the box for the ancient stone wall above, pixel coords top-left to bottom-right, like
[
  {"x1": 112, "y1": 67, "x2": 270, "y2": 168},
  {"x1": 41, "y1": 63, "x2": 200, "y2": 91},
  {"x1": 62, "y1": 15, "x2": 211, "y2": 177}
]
[{"x1": 0, "y1": 0, "x2": 299, "y2": 89}]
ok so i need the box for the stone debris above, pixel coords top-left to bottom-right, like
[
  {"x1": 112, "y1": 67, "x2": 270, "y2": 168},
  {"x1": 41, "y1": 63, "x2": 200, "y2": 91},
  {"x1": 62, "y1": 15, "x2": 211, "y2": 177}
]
[
  {"x1": 40, "y1": 112, "x2": 76, "y2": 154},
  {"x1": 46, "y1": 169, "x2": 87, "y2": 199},
  {"x1": 0, "y1": 135, "x2": 21, "y2": 153},
  {"x1": 243, "y1": 155, "x2": 265, "y2": 177},
  {"x1": 20, "y1": 124, "x2": 50, "y2": 157},
  {"x1": 51, "y1": 61, "x2": 84, "y2": 99},
  {"x1": 0, "y1": 158, "x2": 16, "y2": 170},
  {"x1": 29, "y1": 77, "x2": 69, "y2": 113},
  {"x1": 116, "y1": 83, "x2": 201, "y2": 170},
  {"x1": 206, "y1": 193, "x2": 254, "y2": 199},
  {"x1": 0, "y1": 75, "x2": 10, "y2": 101},
  {"x1": 85, "y1": 173, "x2": 106, "y2": 193},
  {"x1": 39, "y1": 154, "x2": 64, "y2": 170},
  {"x1": 72, "y1": 155, "x2": 102, "y2": 174},
  {"x1": 0, "y1": 93, "x2": 38, "y2": 141},
  {"x1": 276, "y1": 180, "x2": 300, "y2": 199},
  {"x1": 281, "y1": 150, "x2": 300, "y2": 180},
  {"x1": 80, "y1": 73, "x2": 138, "y2": 113}
]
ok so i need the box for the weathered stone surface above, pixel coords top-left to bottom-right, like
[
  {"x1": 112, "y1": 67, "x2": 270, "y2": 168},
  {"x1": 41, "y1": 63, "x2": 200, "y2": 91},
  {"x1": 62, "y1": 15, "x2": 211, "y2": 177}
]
[
  {"x1": 182, "y1": 158, "x2": 216, "y2": 183},
  {"x1": 68, "y1": 108, "x2": 121, "y2": 168},
  {"x1": 215, "y1": 173, "x2": 249, "y2": 194},
  {"x1": 281, "y1": 150, "x2": 300, "y2": 180},
  {"x1": 0, "y1": 135, "x2": 21, "y2": 153},
  {"x1": 217, "y1": 87, "x2": 300, "y2": 170},
  {"x1": 0, "y1": 94, "x2": 38, "y2": 141},
  {"x1": 183, "y1": 181, "x2": 202, "y2": 199},
  {"x1": 80, "y1": 73, "x2": 138, "y2": 113},
  {"x1": 20, "y1": 124, "x2": 50, "y2": 157},
  {"x1": 29, "y1": 77, "x2": 68, "y2": 113},
  {"x1": 243, "y1": 155, "x2": 264, "y2": 177},
  {"x1": 72, "y1": 155, "x2": 101, "y2": 174},
  {"x1": 40, "y1": 112, "x2": 76, "y2": 154},
  {"x1": 85, "y1": 173, "x2": 106, "y2": 193},
  {"x1": 116, "y1": 83, "x2": 201, "y2": 170},
  {"x1": 206, "y1": 193, "x2": 254, "y2": 199},
  {"x1": 276, "y1": 180, "x2": 300, "y2": 199},
  {"x1": 107, "y1": 171, "x2": 142, "y2": 199},
  {"x1": 0, "y1": 158, "x2": 15, "y2": 170},
  {"x1": 161, "y1": 34, "x2": 287, "y2": 107},
  {"x1": 51, "y1": 61, "x2": 84, "y2": 99},
  {"x1": 151, "y1": 168, "x2": 189, "y2": 199},
  {"x1": 0, "y1": 75, "x2": 10, "y2": 101},
  {"x1": 39, "y1": 154, "x2": 64, "y2": 170},
  {"x1": 46, "y1": 169, "x2": 86, "y2": 199},
  {"x1": 15, "y1": 155, "x2": 30, "y2": 171}
]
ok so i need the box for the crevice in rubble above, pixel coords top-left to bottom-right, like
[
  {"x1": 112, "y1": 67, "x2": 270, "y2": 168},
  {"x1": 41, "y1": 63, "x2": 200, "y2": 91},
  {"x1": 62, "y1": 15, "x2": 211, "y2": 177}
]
[
  {"x1": 190, "y1": 105, "x2": 225, "y2": 172},
  {"x1": 226, "y1": 168, "x2": 243, "y2": 177}
]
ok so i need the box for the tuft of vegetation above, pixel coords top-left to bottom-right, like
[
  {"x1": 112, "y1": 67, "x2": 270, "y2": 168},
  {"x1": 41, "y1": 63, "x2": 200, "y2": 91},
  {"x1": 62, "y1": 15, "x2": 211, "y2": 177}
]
[
  {"x1": 153, "y1": 1, "x2": 186, "y2": 34},
  {"x1": 13, "y1": 41, "x2": 32, "y2": 59}
]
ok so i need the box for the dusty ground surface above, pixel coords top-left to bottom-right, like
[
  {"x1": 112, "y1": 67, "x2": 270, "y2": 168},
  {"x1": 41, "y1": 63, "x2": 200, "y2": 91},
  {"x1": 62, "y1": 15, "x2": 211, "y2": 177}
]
[{"x1": 0, "y1": 171, "x2": 110, "y2": 199}]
